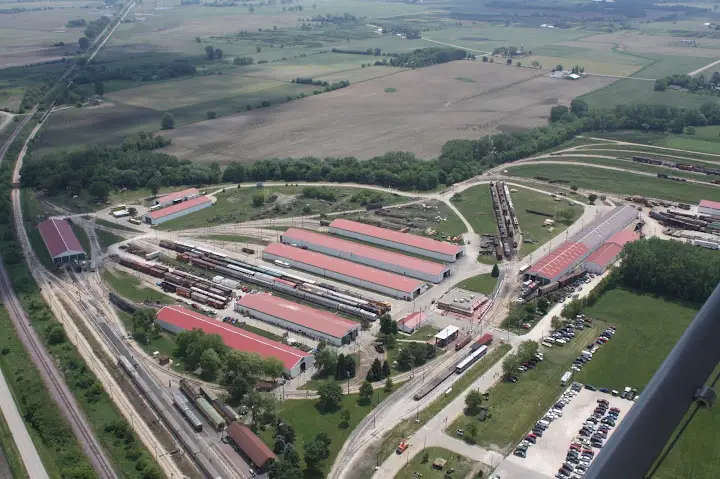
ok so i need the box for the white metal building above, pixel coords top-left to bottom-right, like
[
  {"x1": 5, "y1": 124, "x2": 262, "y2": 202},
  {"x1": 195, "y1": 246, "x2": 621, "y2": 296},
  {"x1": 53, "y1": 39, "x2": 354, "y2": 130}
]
[
  {"x1": 434, "y1": 325, "x2": 459, "y2": 347},
  {"x1": 699, "y1": 199, "x2": 720, "y2": 218},
  {"x1": 154, "y1": 188, "x2": 200, "y2": 208},
  {"x1": 263, "y1": 243, "x2": 425, "y2": 300},
  {"x1": 235, "y1": 293, "x2": 360, "y2": 346},
  {"x1": 328, "y1": 219, "x2": 465, "y2": 262},
  {"x1": 280, "y1": 228, "x2": 450, "y2": 283},
  {"x1": 143, "y1": 196, "x2": 212, "y2": 225}
]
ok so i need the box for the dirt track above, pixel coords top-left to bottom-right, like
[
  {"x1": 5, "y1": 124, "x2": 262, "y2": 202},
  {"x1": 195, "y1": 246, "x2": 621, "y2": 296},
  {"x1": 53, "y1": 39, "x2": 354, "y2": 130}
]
[{"x1": 160, "y1": 62, "x2": 614, "y2": 164}]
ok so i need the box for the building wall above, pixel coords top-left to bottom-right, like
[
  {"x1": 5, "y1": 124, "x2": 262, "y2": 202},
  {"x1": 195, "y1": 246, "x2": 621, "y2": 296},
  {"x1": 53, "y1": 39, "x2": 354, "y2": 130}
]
[
  {"x1": 328, "y1": 226, "x2": 461, "y2": 262},
  {"x1": 144, "y1": 201, "x2": 212, "y2": 225},
  {"x1": 234, "y1": 304, "x2": 351, "y2": 346},
  {"x1": 53, "y1": 252, "x2": 86, "y2": 264},
  {"x1": 281, "y1": 233, "x2": 447, "y2": 283},
  {"x1": 262, "y1": 251, "x2": 419, "y2": 300},
  {"x1": 398, "y1": 317, "x2": 428, "y2": 334},
  {"x1": 699, "y1": 206, "x2": 720, "y2": 218},
  {"x1": 584, "y1": 260, "x2": 609, "y2": 275},
  {"x1": 157, "y1": 191, "x2": 199, "y2": 208}
]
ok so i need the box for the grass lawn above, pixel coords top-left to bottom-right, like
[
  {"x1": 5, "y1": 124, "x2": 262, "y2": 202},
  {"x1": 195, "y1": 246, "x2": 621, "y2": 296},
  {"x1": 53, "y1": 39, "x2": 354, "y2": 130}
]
[
  {"x1": 156, "y1": 185, "x2": 407, "y2": 231},
  {"x1": 386, "y1": 344, "x2": 444, "y2": 376},
  {"x1": 95, "y1": 228, "x2": 125, "y2": 252},
  {"x1": 374, "y1": 344, "x2": 511, "y2": 464},
  {"x1": 404, "y1": 325, "x2": 440, "y2": 341},
  {"x1": 504, "y1": 163, "x2": 720, "y2": 204},
  {"x1": 583, "y1": 132, "x2": 720, "y2": 162},
  {"x1": 27, "y1": 228, "x2": 56, "y2": 271},
  {"x1": 261, "y1": 388, "x2": 394, "y2": 477},
  {"x1": 102, "y1": 269, "x2": 177, "y2": 304},
  {"x1": 544, "y1": 156, "x2": 709, "y2": 181},
  {"x1": 198, "y1": 234, "x2": 270, "y2": 246},
  {"x1": 575, "y1": 288, "x2": 697, "y2": 392},
  {"x1": 450, "y1": 185, "x2": 498, "y2": 236},
  {"x1": 511, "y1": 187, "x2": 582, "y2": 256},
  {"x1": 456, "y1": 273, "x2": 498, "y2": 295},
  {"x1": 566, "y1": 149, "x2": 717, "y2": 169},
  {"x1": 116, "y1": 311, "x2": 180, "y2": 360},
  {"x1": 70, "y1": 224, "x2": 92, "y2": 259},
  {"x1": 477, "y1": 253, "x2": 499, "y2": 265},
  {"x1": 394, "y1": 446, "x2": 476, "y2": 479},
  {"x1": 239, "y1": 323, "x2": 284, "y2": 342},
  {"x1": 95, "y1": 218, "x2": 139, "y2": 232},
  {"x1": 428, "y1": 201, "x2": 468, "y2": 239},
  {"x1": 297, "y1": 355, "x2": 360, "y2": 391},
  {"x1": 449, "y1": 325, "x2": 604, "y2": 452}
]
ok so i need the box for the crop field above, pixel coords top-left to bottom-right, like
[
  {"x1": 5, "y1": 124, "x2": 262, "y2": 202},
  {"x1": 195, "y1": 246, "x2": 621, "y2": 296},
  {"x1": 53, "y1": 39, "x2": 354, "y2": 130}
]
[
  {"x1": 504, "y1": 163, "x2": 720, "y2": 203},
  {"x1": 160, "y1": 62, "x2": 613, "y2": 164}
]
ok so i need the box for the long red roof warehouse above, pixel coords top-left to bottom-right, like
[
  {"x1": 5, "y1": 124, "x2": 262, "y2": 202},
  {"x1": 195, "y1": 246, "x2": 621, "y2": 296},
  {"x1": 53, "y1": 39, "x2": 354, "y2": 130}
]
[
  {"x1": 226, "y1": 423, "x2": 276, "y2": 468},
  {"x1": 148, "y1": 196, "x2": 212, "y2": 219},
  {"x1": 237, "y1": 293, "x2": 358, "y2": 339},
  {"x1": 329, "y1": 219, "x2": 463, "y2": 256},
  {"x1": 263, "y1": 243, "x2": 425, "y2": 293},
  {"x1": 700, "y1": 199, "x2": 720, "y2": 210},
  {"x1": 584, "y1": 230, "x2": 639, "y2": 269},
  {"x1": 156, "y1": 306, "x2": 310, "y2": 370},
  {"x1": 282, "y1": 228, "x2": 448, "y2": 275},
  {"x1": 527, "y1": 242, "x2": 589, "y2": 280},
  {"x1": 38, "y1": 218, "x2": 85, "y2": 258},
  {"x1": 606, "y1": 230, "x2": 640, "y2": 247}
]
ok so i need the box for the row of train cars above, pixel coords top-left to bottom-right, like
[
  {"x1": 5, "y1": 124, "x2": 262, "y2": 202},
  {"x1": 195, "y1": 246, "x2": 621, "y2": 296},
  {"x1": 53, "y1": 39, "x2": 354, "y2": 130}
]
[
  {"x1": 118, "y1": 355, "x2": 225, "y2": 479},
  {"x1": 632, "y1": 155, "x2": 720, "y2": 184},
  {"x1": 157, "y1": 240, "x2": 391, "y2": 321}
]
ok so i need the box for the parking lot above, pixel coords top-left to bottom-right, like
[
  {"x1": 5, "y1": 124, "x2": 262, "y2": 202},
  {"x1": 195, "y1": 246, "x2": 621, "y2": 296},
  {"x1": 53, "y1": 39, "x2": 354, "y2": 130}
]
[{"x1": 498, "y1": 388, "x2": 633, "y2": 478}]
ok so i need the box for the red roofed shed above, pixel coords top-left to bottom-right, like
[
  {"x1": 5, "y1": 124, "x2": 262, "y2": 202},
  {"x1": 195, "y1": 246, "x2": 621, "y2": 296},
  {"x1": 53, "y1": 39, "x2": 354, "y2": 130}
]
[
  {"x1": 156, "y1": 306, "x2": 313, "y2": 377},
  {"x1": 37, "y1": 218, "x2": 86, "y2": 264},
  {"x1": 226, "y1": 423, "x2": 276, "y2": 471}
]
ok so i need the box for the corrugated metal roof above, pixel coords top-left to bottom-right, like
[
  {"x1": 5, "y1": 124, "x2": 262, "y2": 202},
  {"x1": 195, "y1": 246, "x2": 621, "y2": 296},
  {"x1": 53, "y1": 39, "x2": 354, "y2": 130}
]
[
  {"x1": 527, "y1": 242, "x2": 589, "y2": 281},
  {"x1": 700, "y1": 199, "x2": 720, "y2": 210},
  {"x1": 583, "y1": 243, "x2": 622, "y2": 269},
  {"x1": 568, "y1": 205, "x2": 637, "y2": 250},
  {"x1": 263, "y1": 243, "x2": 425, "y2": 293},
  {"x1": 156, "y1": 188, "x2": 199, "y2": 204},
  {"x1": 237, "y1": 293, "x2": 358, "y2": 339},
  {"x1": 606, "y1": 230, "x2": 640, "y2": 247},
  {"x1": 435, "y1": 325, "x2": 459, "y2": 340},
  {"x1": 282, "y1": 228, "x2": 448, "y2": 275},
  {"x1": 226, "y1": 423, "x2": 276, "y2": 468},
  {"x1": 156, "y1": 306, "x2": 310, "y2": 370},
  {"x1": 398, "y1": 312, "x2": 427, "y2": 329},
  {"x1": 148, "y1": 196, "x2": 211, "y2": 219},
  {"x1": 37, "y1": 218, "x2": 85, "y2": 258},
  {"x1": 329, "y1": 219, "x2": 464, "y2": 256}
]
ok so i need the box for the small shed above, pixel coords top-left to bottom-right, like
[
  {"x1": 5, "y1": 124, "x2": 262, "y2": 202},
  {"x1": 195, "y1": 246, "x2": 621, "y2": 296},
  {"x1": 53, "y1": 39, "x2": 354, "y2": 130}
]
[{"x1": 432, "y1": 458, "x2": 447, "y2": 469}]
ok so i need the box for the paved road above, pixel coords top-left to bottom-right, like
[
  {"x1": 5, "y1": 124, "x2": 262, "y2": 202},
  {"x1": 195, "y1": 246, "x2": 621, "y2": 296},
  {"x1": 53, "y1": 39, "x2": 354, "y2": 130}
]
[{"x1": 0, "y1": 344, "x2": 47, "y2": 479}]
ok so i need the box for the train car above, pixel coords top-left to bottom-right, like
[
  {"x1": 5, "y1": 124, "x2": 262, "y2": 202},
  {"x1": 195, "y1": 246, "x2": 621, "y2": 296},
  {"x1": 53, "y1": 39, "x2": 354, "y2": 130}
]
[
  {"x1": 172, "y1": 393, "x2": 203, "y2": 432},
  {"x1": 109, "y1": 292, "x2": 138, "y2": 314},
  {"x1": 538, "y1": 282, "x2": 560, "y2": 296},
  {"x1": 216, "y1": 401, "x2": 240, "y2": 424},
  {"x1": 160, "y1": 281, "x2": 178, "y2": 293},
  {"x1": 470, "y1": 333, "x2": 493, "y2": 351},
  {"x1": 118, "y1": 356, "x2": 136, "y2": 375},
  {"x1": 195, "y1": 453, "x2": 222, "y2": 479},
  {"x1": 455, "y1": 345, "x2": 488, "y2": 373},
  {"x1": 176, "y1": 287, "x2": 192, "y2": 298},
  {"x1": 455, "y1": 335, "x2": 471, "y2": 351},
  {"x1": 196, "y1": 397, "x2": 226, "y2": 431},
  {"x1": 180, "y1": 379, "x2": 201, "y2": 400}
]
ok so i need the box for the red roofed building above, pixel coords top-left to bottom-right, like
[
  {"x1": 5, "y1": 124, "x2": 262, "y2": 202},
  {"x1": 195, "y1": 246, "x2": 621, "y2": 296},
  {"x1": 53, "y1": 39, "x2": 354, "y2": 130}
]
[
  {"x1": 154, "y1": 188, "x2": 199, "y2": 208},
  {"x1": 155, "y1": 305, "x2": 313, "y2": 377},
  {"x1": 143, "y1": 196, "x2": 212, "y2": 225},
  {"x1": 398, "y1": 311, "x2": 429, "y2": 334},
  {"x1": 226, "y1": 423, "x2": 276, "y2": 471},
  {"x1": 37, "y1": 218, "x2": 86, "y2": 264},
  {"x1": 328, "y1": 219, "x2": 464, "y2": 262},
  {"x1": 263, "y1": 243, "x2": 425, "y2": 300},
  {"x1": 235, "y1": 293, "x2": 360, "y2": 346},
  {"x1": 583, "y1": 230, "x2": 640, "y2": 274},
  {"x1": 699, "y1": 199, "x2": 720, "y2": 218},
  {"x1": 526, "y1": 242, "x2": 589, "y2": 283},
  {"x1": 281, "y1": 228, "x2": 450, "y2": 283}
]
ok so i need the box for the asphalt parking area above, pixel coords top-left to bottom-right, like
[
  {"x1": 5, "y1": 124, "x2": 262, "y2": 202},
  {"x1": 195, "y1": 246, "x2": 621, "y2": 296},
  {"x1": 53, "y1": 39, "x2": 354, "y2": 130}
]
[{"x1": 499, "y1": 388, "x2": 633, "y2": 478}]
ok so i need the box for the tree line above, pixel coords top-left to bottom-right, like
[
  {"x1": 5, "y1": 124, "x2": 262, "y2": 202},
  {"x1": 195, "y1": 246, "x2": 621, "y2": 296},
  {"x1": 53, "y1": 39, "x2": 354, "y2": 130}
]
[
  {"x1": 74, "y1": 59, "x2": 197, "y2": 85},
  {"x1": 654, "y1": 72, "x2": 720, "y2": 96},
  {"x1": 383, "y1": 47, "x2": 469, "y2": 68}
]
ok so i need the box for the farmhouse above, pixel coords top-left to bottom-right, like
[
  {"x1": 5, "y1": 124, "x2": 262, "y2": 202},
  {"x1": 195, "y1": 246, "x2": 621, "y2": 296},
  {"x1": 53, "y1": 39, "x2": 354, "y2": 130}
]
[
  {"x1": 328, "y1": 219, "x2": 464, "y2": 262},
  {"x1": 262, "y1": 243, "x2": 425, "y2": 300},
  {"x1": 143, "y1": 196, "x2": 212, "y2": 225},
  {"x1": 155, "y1": 305, "x2": 313, "y2": 377},
  {"x1": 37, "y1": 218, "x2": 86, "y2": 264},
  {"x1": 280, "y1": 228, "x2": 450, "y2": 283},
  {"x1": 235, "y1": 293, "x2": 360, "y2": 346}
]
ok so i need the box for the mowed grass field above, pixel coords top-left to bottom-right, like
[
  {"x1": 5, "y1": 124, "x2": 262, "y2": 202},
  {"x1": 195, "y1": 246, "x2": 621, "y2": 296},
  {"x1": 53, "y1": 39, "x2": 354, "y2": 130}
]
[
  {"x1": 394, "y1": 447, "x2": 476, "y2": 479},
  {"x1": 511, "y1": 187, "x2": 583, "y2": 255},
  {"x1": 450, "y1": 323, "x2": 605, "y2": 452},
  {"x1": 573, "y1": 288, "x2": 717, "y2": 479},
  {"x1": 539, "y1": 156, "x2": 710, "y2": 181},
  {"x1": 451, "y1": 184, "x2": 499, "y2": 236},
  {"x1": 504, "y1": 163, "x2": 720, "y2": 203},
  {"x1": 456, "y1": 273, "x2": 497, "y2": 295}
]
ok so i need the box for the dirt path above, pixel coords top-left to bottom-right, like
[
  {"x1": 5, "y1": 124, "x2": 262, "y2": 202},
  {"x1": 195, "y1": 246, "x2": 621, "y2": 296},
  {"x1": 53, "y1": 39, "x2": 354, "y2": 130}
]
[{"x1": 688, "y1": 58, "x2": 720, "y2": 76}]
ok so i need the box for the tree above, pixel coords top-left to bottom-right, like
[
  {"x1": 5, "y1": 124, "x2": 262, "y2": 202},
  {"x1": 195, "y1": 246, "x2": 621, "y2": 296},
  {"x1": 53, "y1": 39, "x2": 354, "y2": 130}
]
[
  {"x1": 339, "y1": 408, "x2": 350, "y2": 429},
  {"x1": 94, "y1": 81, "x2": 104, "y2": 96},
  {"x1": 264, "y1": 357, "x2": 285, "y2": 380},
  {"x1": 379, "y1": 314, "x2": 397, "y2": 335},
  {"x1": 549, "y1": 105, "x2": 570, "y2": 123},
  {"x1": 396, "y1": 348, "x2": 414, "y2": 371},
  {"x1": 465, "y1": 389, "x2": 484, "y2": 414},
  {"x1": 491, "y1": 264, "x2": 500, "y2": 278},
  {"x1": 256, "y1": 45, "x2": 262, "y2": 53},
  {"x1": 314, "y1": 347, "x2": 337, "y2": 377},
  {"x1": 276, "y1": 420, "x2": 296, "y2": 444},
  {"x1": 252, "y1": 193, "x2": 265, "y2": 207},
  {"x1": 382, "y1": 360, "x2": 391, "y2": 379},
  {"x1": 199, "y1": 348, "x2": 221, "y2": 380},
  {"x1": 367, "y1": 358, "x2": 383, "y2": 382},
  {"x1": 385, "y1": 376, "x2": 393, "y2": 392},
  {"x1": 518, "y1": 340, "x2": 539, "y2": 362},
  {"x1": 205, "y1": 45, "x2": 215, "y2": 60},
  {"x1": 317, "y1": 382, "x2": 343, "y2": 411},
  {"x1": 207, "y1": 111, "x2": 217, "y2": 120},
  {"x1": 506, "y1": 58, "x2": 512, "y2": 65},
  {"x1": 336, "y1": 353, "x2": 347, "y2": 380},
  {"x1": 195, "y1": 36, "x2": 201, "y2": 43},
  {"x1": 359, "y1": 380, "x2": 373, "y2": 405},
  {"x1": 45, "y1": 323, "x2": 66, "y2": 345},
  {"x1": 551, "y1": 316, "x2": 564, "y2": 330},
  {"x1": 146, "y1": 173, "x2": 162, "y2": 197},
  {"x1": 531, "y1": 60, "x2": 541, "y2": 68},
  {"x1": 570, "y1": 185, "x2": 578, "y2": 192},
  {"x1": 269, "y1": 460, "x2": 301, "y2": 479},
  {"x1": 214, "y1": 48, "x2": 223, "y2": 60},
  {"x1": 555, "y1": 64, "x2": 564, "y2": 71},
  {"x1": 304, "y1": 433, "x2": 331, "y2": 469},
  {"x1": 160, "y1": 112, "x2": 175, "y2": 130},
  {"x1": 502, "y1": 352, "x2": 521, "y2": 377},
  {"x1": 88, "y1": 180, "x2": 110, "y2": 202},
  {"x1": 249, "y1": 5, "x2": 255, "y2": 13},
  {"x1": 588, "y1": 193, "x2": 598, "y2": 204},
  {"x1": 570, "y1": 98, "x2": 588, "y2": 117},
  {"x1": 78, "y1": 36, "x2": 90, "y2": 50}
]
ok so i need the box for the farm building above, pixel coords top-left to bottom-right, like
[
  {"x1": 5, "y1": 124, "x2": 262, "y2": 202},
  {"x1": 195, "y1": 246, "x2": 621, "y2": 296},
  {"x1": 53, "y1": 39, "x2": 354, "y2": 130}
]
[
  {"x1": 153, "y1": 188, "x2": 200, "y2": 208},
  {"x1": 524, "y1": 205, "x2": 638, "y2": 284},
  {"x1": 583, "y1": 230, "x2": 640, "y2": 274},
  {"x1": 328, "y1": 219, "x2": 465, "y2": 262},
  {"x1": 235, "y1": 293, "x2": 360, "y2": 346},
  {"x1": 398, "y1": 311, "x2": 429, "y2": 334},
  {"x1": 37, "y1": 218, "x2": 86, "y2": 264},
  {"x1": 225, "y1": 423, "x2": 276, "y2": 472},
  {"x1": 280, "y1": 228, "x2": 450, "y2": 283},
  {"x1": 143, "y1": 196, "x2": 212, "y2": 225},
  {"x1": 262, "y1": 243, "x2": 426, "y2": 300},
  {"x1": 155, "y1": 306, "x2": 313, "y2": 377},
  {"x1": 437, "y1": 288, "x2": 489, "y2": 316},
  {"x1": 699, "y1": 199, "x2": 720, "y2": 218},
  {"x1": 435, "y1": 325, "x2": 459, "y2": 347}
]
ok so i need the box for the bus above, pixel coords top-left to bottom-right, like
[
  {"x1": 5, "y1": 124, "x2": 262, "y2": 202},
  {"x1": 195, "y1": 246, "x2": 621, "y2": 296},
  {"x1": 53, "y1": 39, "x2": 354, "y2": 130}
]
[{"x1": 111, "y1": 204, "x2": 127, "y2": 212}]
